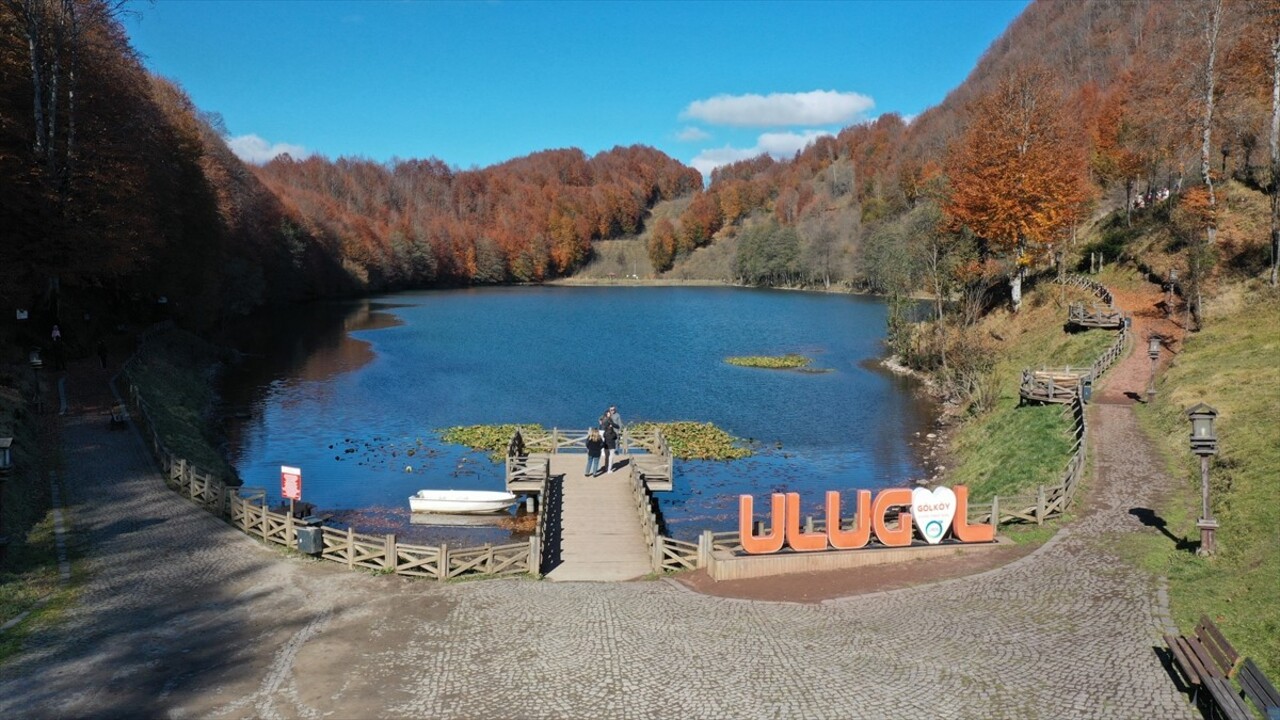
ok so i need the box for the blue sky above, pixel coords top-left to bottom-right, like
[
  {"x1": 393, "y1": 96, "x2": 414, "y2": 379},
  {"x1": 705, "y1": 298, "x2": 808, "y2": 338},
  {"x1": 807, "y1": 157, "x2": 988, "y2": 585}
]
[{"x1": 124, "y1": 0, "x2": 1029, "y2": 176}]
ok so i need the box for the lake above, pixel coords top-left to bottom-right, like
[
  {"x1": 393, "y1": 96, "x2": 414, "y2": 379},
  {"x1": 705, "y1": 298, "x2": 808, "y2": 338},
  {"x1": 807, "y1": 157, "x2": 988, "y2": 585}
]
[{"x1": 220, "y1": 285, "x2": 933, "y2": 545}]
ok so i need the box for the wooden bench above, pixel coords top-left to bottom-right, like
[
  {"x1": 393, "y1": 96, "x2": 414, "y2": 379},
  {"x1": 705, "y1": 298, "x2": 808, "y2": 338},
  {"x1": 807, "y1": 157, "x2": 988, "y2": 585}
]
[
  {"x1": 1165, "y1": 616, "x2": 1249, "y2": 720},
  {"x1": 1239, "y1": 658, "x2": 1280, "y2": 719}
]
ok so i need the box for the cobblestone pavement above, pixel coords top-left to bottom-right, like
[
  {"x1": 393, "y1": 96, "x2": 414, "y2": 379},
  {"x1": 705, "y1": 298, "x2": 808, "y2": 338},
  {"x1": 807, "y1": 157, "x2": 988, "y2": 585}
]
[{"x1": 0, "y1": 375, "x2": 1197, "y2": 719}]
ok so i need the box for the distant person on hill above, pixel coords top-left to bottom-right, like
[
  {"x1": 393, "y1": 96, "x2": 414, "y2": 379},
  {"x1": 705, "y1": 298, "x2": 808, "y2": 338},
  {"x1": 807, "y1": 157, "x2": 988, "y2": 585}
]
[
  {"x1": 585, "y1": 428, "x2": 604, "y2": 477},
  {"x1": 602, "y1": 422, "x2": 618, "y2": 473}
]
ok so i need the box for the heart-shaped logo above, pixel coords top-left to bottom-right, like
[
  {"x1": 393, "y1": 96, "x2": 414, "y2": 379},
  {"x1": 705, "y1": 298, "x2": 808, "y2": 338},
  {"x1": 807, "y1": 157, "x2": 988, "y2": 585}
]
[{"x1": 911, "y1": 486, "x2": 956, "y2": 545}]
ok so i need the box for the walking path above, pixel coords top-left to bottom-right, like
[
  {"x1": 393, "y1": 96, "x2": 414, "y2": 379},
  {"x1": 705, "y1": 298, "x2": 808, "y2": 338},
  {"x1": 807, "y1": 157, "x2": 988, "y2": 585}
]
[
  {"x1": 546, "y1": 457, "x2": 652, "y2": 582},
  {"x1": 0, "y1": 330, "x2": 1199, "y2": 718}
]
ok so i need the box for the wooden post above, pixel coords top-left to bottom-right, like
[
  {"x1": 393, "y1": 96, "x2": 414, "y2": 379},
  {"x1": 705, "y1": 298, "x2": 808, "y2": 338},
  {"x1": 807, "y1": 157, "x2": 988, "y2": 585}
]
[
  {"x1": 286, "y1": 506, "x2": 295, "y2": 548},
  {"x1": 439, "y1": 543, "x2": 450, "y2": 581},
  {"x1": 804, "y1": 515, "x2": 814, "y2": 534},
  {"x1": 699, "y1": 530, "x2": 713, "y2": 569},
  {"x1": 346, "y1": 528, "x2": 355, "y2": 568},
  {"x1": 652, "y1": 536, "x2": 663, "y2": 572},
  {"x1": 1036, "y1": 485, "x2": 1047, "y2": 525},
  {"x1": 551, "y1": 428, "x2": 559, "y2": 453},
  {"x1": 384, "y1": 534, "x2": 396, "y2": 572},
  {"x1": 528, "y1": 536, "x2": 539, "y2": 576},
  {"x1": 261, "y1": 500, "x2": 269, "y2": 539},
  {"x1": 990, "y1": 495, "x2": 1000, "y2": 526}
]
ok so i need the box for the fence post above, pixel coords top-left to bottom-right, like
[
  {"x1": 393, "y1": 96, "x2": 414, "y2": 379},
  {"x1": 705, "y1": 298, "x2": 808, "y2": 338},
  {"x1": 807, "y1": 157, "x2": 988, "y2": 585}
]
[
  {"x1": 990, "y1": 495, "x2": 1000, "y2": 526},
  {"x1": 1036, "y1": 485, "x2": 1047, "y2": 525},
  {"x1": 346, "y1": 528, "x2": 355, "y2": 568},
  {"x1": 261, "y1": 501, "x2": 269, "y2": 539},
  {"x1": 528, "y1": 535, "x2": 539, "y2": 576},
  {"x1": 286, "y1": 511, "x2": 295, "y2": 549},
  {"x1": 652, "y1": 536, "x2": 663, "y2": 573},
  {"x1": 384, "y1": 534, "x2": 396, "y2": 572},
  {"x1": 438, "y1": 543, "x2": 450, "y2": 581},
  {"x1": 699, "y1": 530, "x2": 713, "y2": 569}
]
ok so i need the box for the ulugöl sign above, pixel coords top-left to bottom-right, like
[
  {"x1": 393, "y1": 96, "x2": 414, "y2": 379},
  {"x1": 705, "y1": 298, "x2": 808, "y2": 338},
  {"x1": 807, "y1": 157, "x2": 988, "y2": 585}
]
[{"x1": 737, "y1": 485, "x2": 994, "y2": 554}]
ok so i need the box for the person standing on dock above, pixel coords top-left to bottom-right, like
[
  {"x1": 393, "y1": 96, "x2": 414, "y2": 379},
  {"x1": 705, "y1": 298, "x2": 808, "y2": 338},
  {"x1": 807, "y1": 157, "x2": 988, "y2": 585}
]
[
  {"x1": 606, "y1": 405, "x2": 623, "y2": 455},
  {"x1": 585, "y1": 429, "x2": 604, "y2": 477},
  {"x1": 602, "y1": 421, "x2": 618, "y2": 473}
]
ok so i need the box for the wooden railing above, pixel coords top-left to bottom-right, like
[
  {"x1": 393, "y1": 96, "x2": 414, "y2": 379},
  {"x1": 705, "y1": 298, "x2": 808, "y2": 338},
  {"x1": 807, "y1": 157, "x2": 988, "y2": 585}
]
[
  {"x1": 1019, "y1": 367, "x2": 1093, "y2": 404},
  {"x1": 1067, "y1": 302, "x2": 1124, "y2": 329},
  {"x1": 505, "y1": 426, "x2": 674, "y2": 490},
  {"x1": 117, "y1": 366, "x2": 538, "y2": 582}
]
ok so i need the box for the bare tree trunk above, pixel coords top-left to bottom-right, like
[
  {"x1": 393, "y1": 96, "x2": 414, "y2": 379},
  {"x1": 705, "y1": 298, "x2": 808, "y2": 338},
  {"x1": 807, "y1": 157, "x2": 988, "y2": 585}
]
[
  {"x1": 62, "y1": 0, "x2": 78, "y2": 194},
  {"x1": 1200, "y1": 0, "x2": 1222, "y2": 244},
  {"x1": 1271, "y1": 28, "x2": 1280, "y2": 286},
  {"x1": 9, "y1": 0, "x2": 49, "y2": 158}
]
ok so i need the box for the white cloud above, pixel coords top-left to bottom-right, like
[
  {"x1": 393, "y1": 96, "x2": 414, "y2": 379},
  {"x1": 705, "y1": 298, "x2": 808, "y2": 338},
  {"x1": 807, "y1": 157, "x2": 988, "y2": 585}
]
[
  {"x1": 682, "y1": 90, "x2": 874, "y2": 127},
  {"x1": 689, "y1": 130, "x2": 834, "y2": 178},
  {"x1": 676, "y1": 126, "x2": 711, "y2": 142},
  {"x1": 225, "y1": 134, "x2": 311, "y2": 164}
]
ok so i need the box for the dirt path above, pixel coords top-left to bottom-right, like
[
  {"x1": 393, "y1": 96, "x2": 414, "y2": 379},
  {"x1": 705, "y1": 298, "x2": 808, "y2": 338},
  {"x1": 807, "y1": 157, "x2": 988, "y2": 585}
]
[{"x1": 0, "y1": 332, "x2": 1198, "y2": 718}]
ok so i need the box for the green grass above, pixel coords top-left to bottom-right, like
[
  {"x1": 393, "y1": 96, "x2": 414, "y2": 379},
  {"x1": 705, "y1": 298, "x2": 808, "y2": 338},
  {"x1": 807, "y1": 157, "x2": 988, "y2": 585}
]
[
  {"x1": 126, "y1": 329, "x2": 233, "y2": 481},
  {"x1": 949, "y1": 403, "x2": 1074, "y2": 500},
  {"x1": 1127, "y1": 283, "x2": 1280, "y2": 677}
]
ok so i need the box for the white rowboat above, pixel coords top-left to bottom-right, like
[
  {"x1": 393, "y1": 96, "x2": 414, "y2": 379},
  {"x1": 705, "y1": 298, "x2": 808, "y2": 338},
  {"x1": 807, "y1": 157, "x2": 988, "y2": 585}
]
[{"x1": 409, "y1": 489, "x2": 518, "y2": 514}]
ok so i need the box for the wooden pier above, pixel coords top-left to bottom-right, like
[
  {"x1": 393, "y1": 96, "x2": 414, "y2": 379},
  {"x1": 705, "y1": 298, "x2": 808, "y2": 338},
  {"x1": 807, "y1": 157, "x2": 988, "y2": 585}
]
[{"x1": 505, "y1": 427, "x2": 675, "y2": 582}]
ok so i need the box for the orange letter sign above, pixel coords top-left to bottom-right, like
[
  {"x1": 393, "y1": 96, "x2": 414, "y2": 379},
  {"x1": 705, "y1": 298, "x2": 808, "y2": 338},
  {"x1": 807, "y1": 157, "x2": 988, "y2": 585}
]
[
  {"x1": 872, "y1": 488, "x2": 913, "y2": 547},
  {"x1": 826, "y1": 490, "x2": 871, "y2": 550},
  {"x1": 950, "y1": 485, "x2": 995, "y2": 542},
  {"x1": 739, "y1": 494, "x2": 786, "y2": 554},
  {"x1": 785, "y1": 493, "x2": 828, "y2": 551}
]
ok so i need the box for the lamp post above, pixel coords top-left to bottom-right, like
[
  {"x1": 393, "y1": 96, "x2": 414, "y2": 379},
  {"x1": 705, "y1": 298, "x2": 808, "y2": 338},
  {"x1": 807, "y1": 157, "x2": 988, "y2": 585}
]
[
  {"x1": 1186, "y1": 403, "x2": 1219, "y2": 556},
  {"x1": 1146, "y1": 337, "x2": 1161, "y2": 403},
  {"x1": 29, "y1": 349, "x2": 43, "y2": 415},
  {"x1": 1166, "y1": 268, "x2": 1177, "y2": 318}
]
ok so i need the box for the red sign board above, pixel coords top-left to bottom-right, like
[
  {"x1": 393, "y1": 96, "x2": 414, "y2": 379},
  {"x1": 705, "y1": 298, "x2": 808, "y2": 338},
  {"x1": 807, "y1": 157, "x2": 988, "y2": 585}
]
[{"x1": 281, "y1": 465, "x2": 302, "y2": 501}]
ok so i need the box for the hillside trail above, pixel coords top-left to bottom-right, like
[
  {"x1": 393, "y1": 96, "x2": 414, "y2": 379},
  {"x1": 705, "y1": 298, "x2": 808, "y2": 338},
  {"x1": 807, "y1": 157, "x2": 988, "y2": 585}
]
[{"x1": 1096, "y1": 278, "x2": 1188, "y2": 406}]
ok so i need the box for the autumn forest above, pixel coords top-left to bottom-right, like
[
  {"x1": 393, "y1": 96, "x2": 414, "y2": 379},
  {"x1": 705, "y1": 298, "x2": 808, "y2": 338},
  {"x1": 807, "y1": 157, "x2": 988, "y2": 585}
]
[{"x1": 2, "y1": 0, "x2": 1278, "y2": 332}]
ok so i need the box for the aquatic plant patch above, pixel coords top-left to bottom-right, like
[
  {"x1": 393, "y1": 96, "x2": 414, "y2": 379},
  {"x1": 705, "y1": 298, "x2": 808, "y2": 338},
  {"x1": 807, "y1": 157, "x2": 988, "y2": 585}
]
[
  {"x1": 440, "y1": 424, "x2": 546, "y2": 460},
  {"x1": 630, "y1": 421, "x2": 752, "y2": 460},
  {"x1": 725, "y1": 354, "x2": 811, "y2": 369}
]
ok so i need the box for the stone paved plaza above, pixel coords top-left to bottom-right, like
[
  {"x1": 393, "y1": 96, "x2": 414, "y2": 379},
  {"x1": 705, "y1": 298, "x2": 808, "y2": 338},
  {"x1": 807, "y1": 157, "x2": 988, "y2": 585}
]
[{"x1": 0, "y1": 381, "x2": 1198, "y2": 719}]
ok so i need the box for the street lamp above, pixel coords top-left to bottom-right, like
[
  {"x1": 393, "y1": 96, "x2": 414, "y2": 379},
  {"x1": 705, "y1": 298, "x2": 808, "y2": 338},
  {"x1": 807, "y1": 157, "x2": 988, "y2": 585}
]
[
  {"x1": 1146, "y1": 336, "x2": 1161, "y2": 403},
  {"x1": 29, "y1": 349, "x2": 43, "y2": 415},
  {"x1": 1186, "y1": 403, "x2": 1219, "y2": 556},
  {"x1": 1166, "y1": 268, "x2": 1178, "y2": 318}
]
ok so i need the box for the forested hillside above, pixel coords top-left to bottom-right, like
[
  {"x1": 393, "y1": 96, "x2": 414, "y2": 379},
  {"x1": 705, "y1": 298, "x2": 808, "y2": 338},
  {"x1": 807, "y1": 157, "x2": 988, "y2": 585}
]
[
  {"x1": 0, "y1": 0, "x2": 699, "y2": 328},
  {"x1": 4, "y1": 0, "x2": 1278, "y2": 329},
  {"x1": 663, "y1": 0, "x2": 1279, "y2": 303}
]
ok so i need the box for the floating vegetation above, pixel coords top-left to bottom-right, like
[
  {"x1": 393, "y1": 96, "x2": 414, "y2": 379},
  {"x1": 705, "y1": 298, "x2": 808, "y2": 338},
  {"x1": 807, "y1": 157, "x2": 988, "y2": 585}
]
[
  {"x1": 439, "y1": 424, "x2": 546, "y2": 461},
  {"x1": 725, "y1": 354, "x2": 812, "y2": 370},
  {"x1": 630, "y1": 421, "x2": 752, "y2": 461}
]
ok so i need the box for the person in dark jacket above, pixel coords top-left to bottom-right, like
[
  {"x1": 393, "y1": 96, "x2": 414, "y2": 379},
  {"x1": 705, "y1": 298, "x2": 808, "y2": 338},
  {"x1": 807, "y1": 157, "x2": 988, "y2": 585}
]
[
  {"x1": 602, "y1": 422, "x2": 618, "y2": 473},
  {"x1": 585, "y1": 428, "x2": 604, "y2": 476}
]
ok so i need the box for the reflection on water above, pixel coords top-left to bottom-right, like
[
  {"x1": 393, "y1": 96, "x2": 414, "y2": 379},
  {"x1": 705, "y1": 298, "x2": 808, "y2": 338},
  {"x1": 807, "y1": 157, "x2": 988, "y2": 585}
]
[{"x1": 221, "y1": 287, "x2": 935, "y2": 544}]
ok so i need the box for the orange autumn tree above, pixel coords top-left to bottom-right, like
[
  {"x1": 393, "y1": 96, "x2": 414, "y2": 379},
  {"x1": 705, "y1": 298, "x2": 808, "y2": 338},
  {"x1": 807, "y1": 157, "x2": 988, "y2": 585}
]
[{"x1": 944, "y1": 68, "x2": 1088, "y2": 311}]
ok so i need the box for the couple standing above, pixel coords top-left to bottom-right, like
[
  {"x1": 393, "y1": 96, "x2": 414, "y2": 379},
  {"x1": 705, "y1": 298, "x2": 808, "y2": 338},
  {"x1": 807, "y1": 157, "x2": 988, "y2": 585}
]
[{"x1": 585, "y1": 406, "x2": 622, "y2": 476}]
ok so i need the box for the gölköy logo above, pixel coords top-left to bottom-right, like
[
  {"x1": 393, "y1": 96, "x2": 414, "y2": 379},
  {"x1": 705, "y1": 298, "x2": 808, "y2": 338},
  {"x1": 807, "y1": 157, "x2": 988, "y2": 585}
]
[{"x1": 911, "y1": 486, "x2": 956, "y2": 545}]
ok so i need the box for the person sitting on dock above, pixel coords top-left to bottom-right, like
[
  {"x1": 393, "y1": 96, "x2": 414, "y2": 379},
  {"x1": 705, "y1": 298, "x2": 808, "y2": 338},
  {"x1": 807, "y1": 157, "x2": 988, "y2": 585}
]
[
  {"x1": 507, "y1": 430, "x2": 527, "y2": 459},
  {"x1": 585, "y1": 429, "x2": 604, "y2": 477}
]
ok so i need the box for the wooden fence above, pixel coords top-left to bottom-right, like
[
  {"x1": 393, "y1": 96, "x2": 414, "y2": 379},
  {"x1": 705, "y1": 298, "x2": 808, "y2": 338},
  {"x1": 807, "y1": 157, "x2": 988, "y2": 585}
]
[
  {"x1": 117, "y1": 369, "x2": 538, "y2": 582},
  {"x1": 1067, "y1": 302, "x2": 1124, "y2": 329}
]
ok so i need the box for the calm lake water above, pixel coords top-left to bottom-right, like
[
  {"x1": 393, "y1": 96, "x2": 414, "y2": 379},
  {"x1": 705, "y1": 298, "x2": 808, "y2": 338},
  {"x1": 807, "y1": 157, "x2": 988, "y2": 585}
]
[{"x1": 220, "y1": 286, "x2": 933, "y2": 544}]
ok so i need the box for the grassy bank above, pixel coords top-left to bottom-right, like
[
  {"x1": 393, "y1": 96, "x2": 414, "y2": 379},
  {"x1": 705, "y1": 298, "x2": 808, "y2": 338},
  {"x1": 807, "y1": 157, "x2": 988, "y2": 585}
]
[
  {"x1": 1127, "y1": 282, "x2": 1279, "y2": 676},
  {"x1": 0, "y1": 367, "x2": 76, "y2": 664},
  {"x1": 945, "y1": 281, "x2": 1117, "y2": 500},
  {"x1": 125, "y1": 328, "x2": 234, "y2": 482}
]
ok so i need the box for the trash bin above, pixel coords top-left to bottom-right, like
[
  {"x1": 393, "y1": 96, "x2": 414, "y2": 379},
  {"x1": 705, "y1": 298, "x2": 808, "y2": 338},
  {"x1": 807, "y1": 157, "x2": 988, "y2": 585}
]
[
  {"x1": 296, "y1": 516, "x2": 324, "y2": 556},
  {"x1": 1081, "y1": 379, "x2": 1093, "y2": 403}
]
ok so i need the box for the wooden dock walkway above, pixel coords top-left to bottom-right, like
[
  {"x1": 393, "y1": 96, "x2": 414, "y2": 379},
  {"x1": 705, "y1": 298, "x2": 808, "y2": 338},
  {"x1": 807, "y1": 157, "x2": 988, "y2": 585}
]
[
  {"x1": 545, "y1": 456, "x2": 653, "y2": 582},
  {"x1": 503, "y1": 427, "x2": 675, "y2": 582}
]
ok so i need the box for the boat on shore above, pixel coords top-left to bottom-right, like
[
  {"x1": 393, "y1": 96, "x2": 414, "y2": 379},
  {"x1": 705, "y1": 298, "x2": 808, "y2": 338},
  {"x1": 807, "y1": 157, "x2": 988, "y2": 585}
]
[{"x1": 409, "y1": 489, "x2": 518, "y2": 514}]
